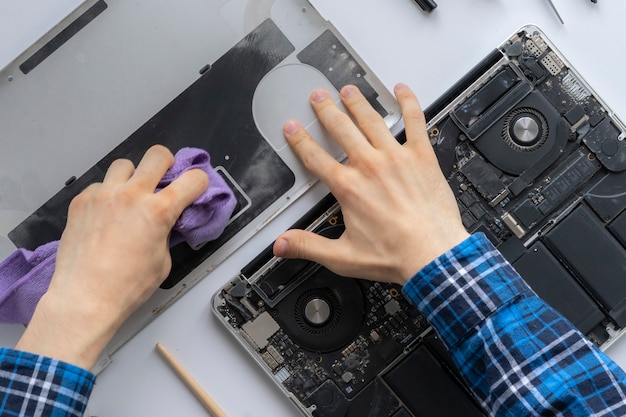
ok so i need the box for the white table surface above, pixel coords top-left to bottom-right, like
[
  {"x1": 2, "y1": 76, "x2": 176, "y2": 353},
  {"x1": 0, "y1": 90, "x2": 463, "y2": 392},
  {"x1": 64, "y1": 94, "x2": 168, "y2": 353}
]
[{"x1": 1, "y1": 0, "x2": 626, "y2": 416}]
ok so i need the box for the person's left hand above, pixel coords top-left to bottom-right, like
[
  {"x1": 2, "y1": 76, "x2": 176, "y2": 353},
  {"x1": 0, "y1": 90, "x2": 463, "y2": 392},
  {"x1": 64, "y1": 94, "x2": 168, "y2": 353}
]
[{"x1": 16, "y1": 145, "x2": 208, "y2": 369}]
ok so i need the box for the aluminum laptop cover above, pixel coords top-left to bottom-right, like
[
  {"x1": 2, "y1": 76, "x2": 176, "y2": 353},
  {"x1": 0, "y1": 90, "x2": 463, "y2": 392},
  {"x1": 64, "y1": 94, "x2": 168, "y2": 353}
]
[{"x1": 0, "y1": 0, "x2": 401, "y2": 372}]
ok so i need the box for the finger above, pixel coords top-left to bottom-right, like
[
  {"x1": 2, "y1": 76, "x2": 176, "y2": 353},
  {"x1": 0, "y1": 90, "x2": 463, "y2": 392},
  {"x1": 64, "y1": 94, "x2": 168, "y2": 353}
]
[
  {"x1": 273, "y1": 229, "x2": 346, "y2": 269},
  {"x1": 340, "y1": 85, "x2": 397, "y2": 150},
  {"x1": 283, "y1": 119, "x2": 343, "y2": 187},
  {"x1": 394, "y1": 83, "x2": 430, "y2": 152},
  {"x1": 310, "y1": 89, "x2": 370, "y2": 158},
  {"x1": 156, "y1": 168, "x2": 209, "y2": 220},
  {"x1": 131, "y1": 145, "x2": 175, "y2": 190},
  {"x1": 103, "y1": 158, "x2": 135, "y2": 184}
]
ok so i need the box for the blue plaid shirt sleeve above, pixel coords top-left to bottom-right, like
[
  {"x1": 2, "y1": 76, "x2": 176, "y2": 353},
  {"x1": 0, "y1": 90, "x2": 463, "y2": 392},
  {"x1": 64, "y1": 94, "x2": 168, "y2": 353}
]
[
  {"x1": 403, "y1": 232, "x2": 626, "y2": 417},
  {"x1": 0, "y1": 347, "x2": 95, "y2": 417}
]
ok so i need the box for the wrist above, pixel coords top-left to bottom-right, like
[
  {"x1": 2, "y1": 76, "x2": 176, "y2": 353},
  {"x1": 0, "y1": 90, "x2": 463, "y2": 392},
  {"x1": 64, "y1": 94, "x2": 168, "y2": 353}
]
[
  {"x1": 397, "y1": 229, "x2": 471, "y2": 284},
  {"x1": 16, "y1": 290, "x2": 119, "y2": 370}
]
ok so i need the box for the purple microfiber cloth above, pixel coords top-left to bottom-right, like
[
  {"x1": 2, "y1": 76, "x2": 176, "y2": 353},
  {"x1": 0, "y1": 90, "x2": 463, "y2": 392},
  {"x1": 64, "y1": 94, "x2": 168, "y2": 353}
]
[
  {"x1": 159, "y1": 147, "x2": 237, "y2": 247},
  {"x1": 0, "y1": 241, "x2": 58, "y2": 325},
  {"x1": 0, "y1": 147, "x2": 236, "y2": 325}
]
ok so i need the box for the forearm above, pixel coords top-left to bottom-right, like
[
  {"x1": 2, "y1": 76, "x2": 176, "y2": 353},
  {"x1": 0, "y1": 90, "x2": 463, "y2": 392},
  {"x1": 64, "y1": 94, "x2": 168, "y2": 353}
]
[
  {"x1": 0, "y1": 346, "x2": 95, "y2": 417},
  {"x1": 6, "y1": 289, "x2": 104, "y2": 416},
  {"x1": 403, "y1": 233, "x2": 626, "y2": 416}
]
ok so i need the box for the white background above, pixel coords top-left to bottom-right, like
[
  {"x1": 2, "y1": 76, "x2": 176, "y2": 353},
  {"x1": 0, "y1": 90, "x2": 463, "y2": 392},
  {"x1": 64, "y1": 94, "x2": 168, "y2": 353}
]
[{"x1": 1, "y1": 0, "x2": 626, "y2": 416}]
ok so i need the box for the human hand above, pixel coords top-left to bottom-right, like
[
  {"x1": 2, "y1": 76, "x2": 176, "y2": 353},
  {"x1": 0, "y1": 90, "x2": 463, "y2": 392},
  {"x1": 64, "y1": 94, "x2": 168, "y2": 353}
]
[
  {"x1": 16, "y1": 145, "x2": 208, "y2": 369},
  {"x1": 273, "y1": 84, "x2": 469, "y2": 285}
]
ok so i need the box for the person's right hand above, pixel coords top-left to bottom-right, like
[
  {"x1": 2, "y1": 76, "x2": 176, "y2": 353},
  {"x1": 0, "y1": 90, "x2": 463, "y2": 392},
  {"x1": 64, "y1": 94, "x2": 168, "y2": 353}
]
[{"x1": 273, "y1": 84, "x2": 469, "y2": 285}]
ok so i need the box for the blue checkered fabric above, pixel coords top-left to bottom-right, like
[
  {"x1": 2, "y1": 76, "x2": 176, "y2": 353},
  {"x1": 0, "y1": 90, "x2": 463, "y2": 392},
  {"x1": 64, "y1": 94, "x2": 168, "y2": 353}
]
[
  {"x1": 403, "y1": 233, "x2": 626, "y2": 417},
  {"x1": 0, "y1": 347, "x2": 94, "y2": 417}
]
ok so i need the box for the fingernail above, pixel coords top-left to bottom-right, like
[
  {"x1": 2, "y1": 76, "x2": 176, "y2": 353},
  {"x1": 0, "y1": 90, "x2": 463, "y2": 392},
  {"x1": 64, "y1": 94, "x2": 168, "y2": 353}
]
[
  {"x1": 311, "y1": 89, "x2": 327, "y2": 103},
  {"x1": 395, "y1": 82, "x2": 410, "y2": 92},
  {"x1": 274, "y1": 237, "x2": 289, "y2": 257},
  {"x1": 341, "y1": 85, "x2": 357, "y2": 99},
  {"x1": 284, "y1": 120, "x2": 299, "y2": 134}
]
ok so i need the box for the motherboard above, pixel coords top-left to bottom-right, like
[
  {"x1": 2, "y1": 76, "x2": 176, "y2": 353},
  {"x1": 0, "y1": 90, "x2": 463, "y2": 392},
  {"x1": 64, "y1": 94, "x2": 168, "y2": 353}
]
[
  {"x1": 215, "y1": 201, "x2": 486, "y2": 416},
  {"x1": 426, "y1": 28, "x2": 626, "y2": 347}
]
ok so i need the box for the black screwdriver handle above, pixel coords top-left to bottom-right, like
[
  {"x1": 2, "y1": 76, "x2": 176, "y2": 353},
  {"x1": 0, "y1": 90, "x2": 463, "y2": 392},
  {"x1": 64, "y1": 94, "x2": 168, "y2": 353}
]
[{"x1": 413, "y1": 0, "x2": 437, "y2": 12}]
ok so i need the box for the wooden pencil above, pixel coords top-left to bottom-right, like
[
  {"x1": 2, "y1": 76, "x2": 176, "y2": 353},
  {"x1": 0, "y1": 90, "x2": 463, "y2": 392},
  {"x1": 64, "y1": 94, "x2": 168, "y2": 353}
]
[{"x1": 155, "y1": 342, "x2": 228, "y2": 417}]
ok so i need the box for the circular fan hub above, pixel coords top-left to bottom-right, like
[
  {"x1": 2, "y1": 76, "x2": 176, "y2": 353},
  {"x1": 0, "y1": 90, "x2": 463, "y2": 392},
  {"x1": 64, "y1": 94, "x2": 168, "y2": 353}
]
[
  {"x1": 513, "y1": 116, "x2": 540, "y2": 144},
  {"x1": 304, "y1": 298, "x2": 331, "y2": 325},
  {"x1": 502, "y1": 107, "x2": 549, "y2": 152}
]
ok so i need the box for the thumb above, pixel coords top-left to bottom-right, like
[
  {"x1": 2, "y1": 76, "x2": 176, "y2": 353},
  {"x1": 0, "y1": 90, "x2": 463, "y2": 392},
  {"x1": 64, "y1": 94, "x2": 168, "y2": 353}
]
[{"x1": 273, "y1": 229, "x2": 341, "y2": 267}]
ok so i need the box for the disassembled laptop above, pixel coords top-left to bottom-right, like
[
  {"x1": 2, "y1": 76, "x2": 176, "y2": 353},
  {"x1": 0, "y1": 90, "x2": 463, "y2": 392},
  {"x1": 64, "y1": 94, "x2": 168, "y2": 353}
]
[{"x1": 213, "y1": 25, "x2": 626, "y2": 416}]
